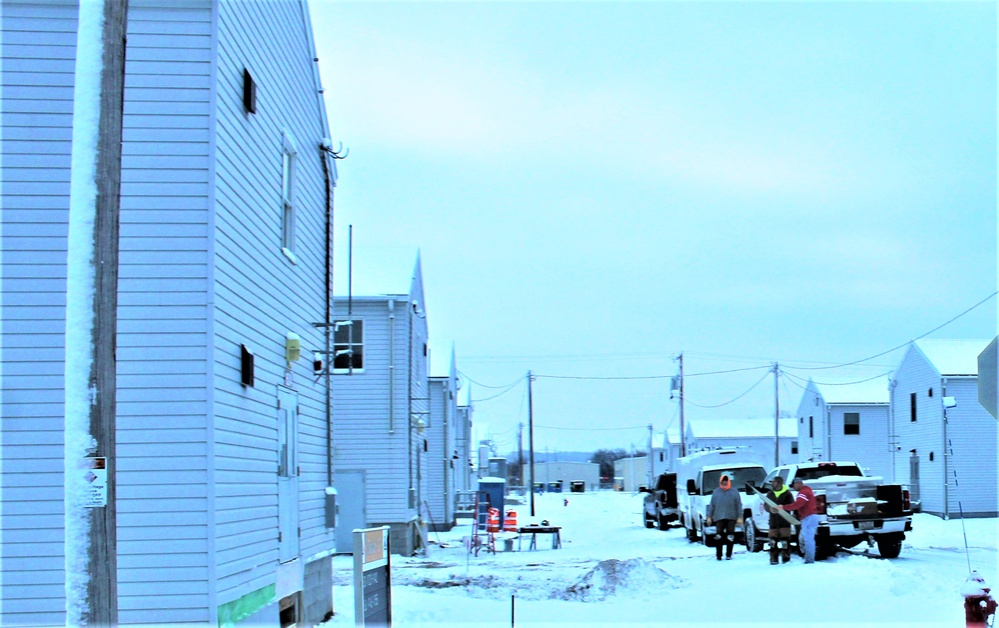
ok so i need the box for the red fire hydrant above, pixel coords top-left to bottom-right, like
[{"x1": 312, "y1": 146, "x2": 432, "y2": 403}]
[{"x1": 962, "y1": 571, "x2": 997, "y2": 627}]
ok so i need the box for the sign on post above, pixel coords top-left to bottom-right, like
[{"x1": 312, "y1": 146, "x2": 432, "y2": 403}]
[
  {"x1": 353, "y1": 526, "x2": 391, "y2": 626},
  {"x1": 84, "y1": 457, "x2": 108, "y2": 508}
]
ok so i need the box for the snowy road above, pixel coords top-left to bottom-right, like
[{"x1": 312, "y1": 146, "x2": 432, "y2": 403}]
[{"x1": 322, "y1": 490, "x2": 998, "y2": 626}]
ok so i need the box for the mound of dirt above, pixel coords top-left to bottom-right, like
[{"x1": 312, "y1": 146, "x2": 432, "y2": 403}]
[{"x1": 562, "y1": 558, "x2": 684, "y2": 602}]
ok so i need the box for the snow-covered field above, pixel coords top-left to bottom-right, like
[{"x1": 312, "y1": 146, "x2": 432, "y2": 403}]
[{"x1": 323, "y1": 490, "x2": 998, "y2": 627}]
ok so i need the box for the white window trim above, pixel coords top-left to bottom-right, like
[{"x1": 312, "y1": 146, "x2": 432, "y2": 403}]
[
  {"x1": 333, "y1": 319, "x2": 364, "y2": 374},
  {"x1": 281, "y1": 131, "x2": 298, "y2": 261}
]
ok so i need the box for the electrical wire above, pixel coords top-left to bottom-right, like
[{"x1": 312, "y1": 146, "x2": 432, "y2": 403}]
[
  {"x1": 682, "y1": 369, "x2": 772, "y2": 409},
  {"x1": 781, "y1": 368, "x2": 895, "y2": 388},
  {"x1": 535, "y1": 424, "x2": 652, "y2": 432},
  {"x1": 684, "y1": 364, "x2": 773, "y2": 377},
  {"x1": 534, "y1": 373, "x2": 671, "y2": 381},
  {"x1": 470, "y1": 378, "x2": 524, "y2": 403},
  {"x1": 781, "y1": 290, "x2": 997, "y2": 371},
  {"x1": 458, "y1": 370, "x2": 525, "y2": 389}
]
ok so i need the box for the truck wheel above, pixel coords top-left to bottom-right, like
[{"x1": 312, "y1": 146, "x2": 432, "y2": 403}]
[
  {"x1": 745, "y1": 520, "x2": 763, "y2": 553},
  {"x1": 644, "y1": 512, "x2": 655, "y2": 529},
  {"x1": 876, "y1": 538, "x2": 902, "y2": 559},
  {"x1": 657, "y1": 514, "x2": 669, "y2": 531},
  {"x1": 700, "y1": 520, "x2": 711, "y2": 547}
]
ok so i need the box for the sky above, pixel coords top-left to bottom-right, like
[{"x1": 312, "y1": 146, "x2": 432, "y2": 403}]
[
  {"x1": 319, "y1": 490, "x2": 999, "y2": 627},
  {"x1": 309, "y1": 1, "x2": 998, "y2": 456}
]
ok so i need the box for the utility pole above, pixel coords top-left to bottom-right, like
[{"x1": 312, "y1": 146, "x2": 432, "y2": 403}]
[
  {"x1": 528, "y1": 371, "x2": 536, "y2": 517},
  {"x1": 64, "y1": 0, "x2": 128, "y2": 623},
  {"x1": 517, "y1": 423, "x2": 524, "y2": 489},
  {"x1": 647, "y1": 424, "x2": 654, "y2": 488},
  {"x1": 677, "y1": 353, "x2": 687, "y2": 457},
  {"x1": 773, "y1": 362, "x2": 780, "y2": 468}
]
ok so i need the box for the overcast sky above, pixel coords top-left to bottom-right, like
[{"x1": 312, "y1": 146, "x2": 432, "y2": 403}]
[{"x1": 310, "y1": 1, "x2": 997, "y2": 456}]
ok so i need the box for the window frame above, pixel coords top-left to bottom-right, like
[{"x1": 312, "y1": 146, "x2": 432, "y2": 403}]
[
  {"x1": 843, "y1": 412, "x2": 860, "y2": 435},
  {"x1": 333, "y1": 319, "x2": 364, "y2": 373},
  {"x1": 281, "y1": 131, "x2": 298, "y2": 262}
]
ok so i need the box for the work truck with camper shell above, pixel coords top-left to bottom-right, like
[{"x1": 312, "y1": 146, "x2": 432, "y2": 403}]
[
  {"x1": 676, "y1": 449, "x2": 767, "y2": 546},
  {"x1": 745, "y1": 461, "x2": 913, "y2": 559}
]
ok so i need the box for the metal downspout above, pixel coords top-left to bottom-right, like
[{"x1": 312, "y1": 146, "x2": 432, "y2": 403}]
[
  {"x1": 320, "y1": 145, "x2": 334, "y2": 489},
  {"x1": 408, "y1": 303, "x2": 414, "y2": 511},
  {"x1": 388, "y1": 300, "x2": 395, "y2": 433},
  {"x1": 888, "y1": 379, "x2": 896, "y2": 483},
  {"x1": 942, "y1": 378, "x2": 949, "y2": 519},
  {"x1": 443, "y1": 387, "x2": 450, "y2": 522}
]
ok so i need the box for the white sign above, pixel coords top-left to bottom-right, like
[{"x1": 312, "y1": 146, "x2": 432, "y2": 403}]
[{"x1": 84, "y1": 457, "x2": 107, "y2": 508}]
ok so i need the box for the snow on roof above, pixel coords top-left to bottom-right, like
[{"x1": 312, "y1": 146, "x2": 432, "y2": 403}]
[
  {"x1": 333, "y1": 245, "x2": 419, "y2": 297},
  {"x1": 812, "y1": 376, "x2": 889, "y2": 405},
  {"x1": 690, "y1": 417, "x2": 797, "y2": 439},
  {"x1": 914, "y1": 339, "x2": 992, "y2": 376}
]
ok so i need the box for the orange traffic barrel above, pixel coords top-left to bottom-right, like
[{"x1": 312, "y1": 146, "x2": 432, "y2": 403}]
[
  {"x1": 487, "y1": 507, "x2": 500, "y2": 532},
  {"x1": 503, "y1": 509, "x2": 518, "y2": 532}
]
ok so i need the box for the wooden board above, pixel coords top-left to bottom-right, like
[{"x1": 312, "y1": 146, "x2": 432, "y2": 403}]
[{"x1": 749, "y1": 484, "x2": 800, "y2": 526}]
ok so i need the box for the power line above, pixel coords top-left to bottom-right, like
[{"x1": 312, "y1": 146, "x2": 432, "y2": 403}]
[
  {"x1": 458, "y1": 370, "x2": 525, "y2": 390},
  {"x1": 534, "y1": 373, "x2": 670, "y2": 381},
  {"x1": 471, "y1": 378, "x2": 524, "y2": 403},
  {"x1": 781, "y1": 290, "x2": 997, "y2": 371},
  {"x1": 535, "y1": 424, "x2": 652, "y2": 432},
  {"x1": 684, "y1": 364, "x2": 772, "y2": 377},
  {"x1": 682, "y1": 369, "x2": 772, "y2": 409},
  {"x1": 781, "y1": 368, "x2": 894, "y2": 388}
]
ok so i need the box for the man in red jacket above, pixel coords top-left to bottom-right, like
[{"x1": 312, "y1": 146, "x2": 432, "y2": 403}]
[{"x1": 779, "y1": 477, "x2": 818, "y2": 563}]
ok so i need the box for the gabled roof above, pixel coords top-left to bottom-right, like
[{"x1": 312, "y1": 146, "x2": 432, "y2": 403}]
[
  {"x1": 333, "y1": 245, "x2": 420, "y2": 298},
  {"x1": 812, "y1": 377, "x2": 889, "y2": 405},
  {"x1": 914, "y1": 339, "x2": 992, "y2": 376}
]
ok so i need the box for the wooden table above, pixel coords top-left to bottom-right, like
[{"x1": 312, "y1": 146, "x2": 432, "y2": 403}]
[{"x1": 518, "y1": 525, "x2": 562, "y2": 551}]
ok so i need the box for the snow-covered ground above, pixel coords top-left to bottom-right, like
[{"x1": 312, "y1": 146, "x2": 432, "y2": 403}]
[{"x1": 322, "y1": 490, "x2": 998, "y2": 627}]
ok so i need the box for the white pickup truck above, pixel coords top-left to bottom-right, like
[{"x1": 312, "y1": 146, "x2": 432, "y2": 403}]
[
  {"x1": 746, "y1": 461, "x2": 913, "y2": 559},
  {"x1": 678, "y1": 454, "x2": 767, "y2": 547}
]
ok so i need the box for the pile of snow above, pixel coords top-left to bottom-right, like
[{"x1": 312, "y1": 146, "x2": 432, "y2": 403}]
[{"x1": 562, "y1": 558, "x2": 684, "y2": 602}]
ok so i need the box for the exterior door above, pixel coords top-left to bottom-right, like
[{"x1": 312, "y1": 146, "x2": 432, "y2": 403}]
[
  {"x1": 335, "y1": 471, "x2": 365, "y2": 553},
  {"x1": 278, "y1": 387, "x2": 300, "y2": 563}
]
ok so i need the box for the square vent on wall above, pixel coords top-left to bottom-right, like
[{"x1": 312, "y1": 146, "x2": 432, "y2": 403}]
[{"x1": 241, "y1": 344, "x2": 255, "y2": 387}]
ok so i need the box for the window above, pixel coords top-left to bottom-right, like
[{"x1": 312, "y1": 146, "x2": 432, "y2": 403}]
[
  {"x1": 809, "y1": 416, "x2": 814, "y2": 438},
  {"x1": 333, "y1": 320, "x2": 363, "y2": 372},
  {"x1": 791, "y1": 440, "x2": 799, "y2": 455},
  {"x1": 910, "y1": 392, "x2": 917, "y2": 422},
  {"x1": 281, "y1": 132, "x2": 298, "y2": 259},
  {"x1": 844, "y1": 412, "x2": 860, "y2": 435},
  {"x1": 927, "y1": 387, "x2": 933, "y2": 398}
]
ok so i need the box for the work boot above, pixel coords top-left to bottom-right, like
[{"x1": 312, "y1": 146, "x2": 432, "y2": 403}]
[{"x1": 770, "y1": 549, "x2": 779, "y2": 565}]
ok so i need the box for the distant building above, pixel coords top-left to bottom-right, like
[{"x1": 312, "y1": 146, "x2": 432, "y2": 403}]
[
  {"x1": 889, "y1": 339, "x2": 996, "y2": 518},
  {"x1": 684, "y1": 417, "x2": 797, "y2": 469},
  {"x1": 614, "y1": 454, "x2": 658, "y2": 492},
  {"x1": 332, "y1": 247, "x2": 430, "y2": 555},
  {"x1": 425, "y1": 347, "x2": 461, "y2": 531},
  {"x1": 795, "y1": 377, "x2": 891, "y2": 478},
  {"x1": 661, "y1": 421, "x2": 695, "y2": 472},
  {"x1": 529, "y1": 462, "x2": 601, "y2": 492}
]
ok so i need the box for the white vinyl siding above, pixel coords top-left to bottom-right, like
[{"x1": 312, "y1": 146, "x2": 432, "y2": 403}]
[
  {"x1": 891, "y1": 344, "x2": 952, "y2": 516},
  {"x1": 213, "y1": 0, "x2": 332, "y2": 609},
  {"x1": 116, "y1": 1, "x2": 214, "y2": 623},
  {"x1": 942, "y1": 378, "x2": 997, "y2": 516},
  {"x1": 1, "y1": 2, "x2": 82, "y2": 623}
]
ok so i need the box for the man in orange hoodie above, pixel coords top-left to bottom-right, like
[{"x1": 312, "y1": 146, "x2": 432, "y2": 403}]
[{"x1": 705, "y1": 474, "x2": 743, "y2": 561}]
